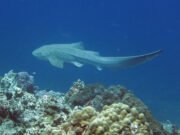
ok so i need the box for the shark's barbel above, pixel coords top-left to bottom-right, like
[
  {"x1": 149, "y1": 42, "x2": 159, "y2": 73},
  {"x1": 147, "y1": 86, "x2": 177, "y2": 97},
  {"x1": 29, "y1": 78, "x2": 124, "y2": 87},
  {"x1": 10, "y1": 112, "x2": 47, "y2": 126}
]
[{"x1": 32, "y1": 42, "x2": 162, "y2": 70}]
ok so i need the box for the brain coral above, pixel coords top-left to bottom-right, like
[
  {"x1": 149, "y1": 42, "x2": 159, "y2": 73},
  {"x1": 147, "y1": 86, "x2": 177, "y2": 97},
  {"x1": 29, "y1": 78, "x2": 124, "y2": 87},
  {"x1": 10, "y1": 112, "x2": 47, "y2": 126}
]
[{"x1": 60, "y1": 102, "x2": 152, "y2": 135}]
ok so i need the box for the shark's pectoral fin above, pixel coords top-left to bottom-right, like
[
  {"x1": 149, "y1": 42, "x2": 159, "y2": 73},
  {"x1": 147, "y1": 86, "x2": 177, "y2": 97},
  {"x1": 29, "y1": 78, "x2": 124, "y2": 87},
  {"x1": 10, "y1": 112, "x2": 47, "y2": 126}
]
[
  {"x1": 48, "y1": 57, "x2": 64, "y2": 68},
  {"x1": 72, "y1": 61, "x2": 84, "y2": 67}
]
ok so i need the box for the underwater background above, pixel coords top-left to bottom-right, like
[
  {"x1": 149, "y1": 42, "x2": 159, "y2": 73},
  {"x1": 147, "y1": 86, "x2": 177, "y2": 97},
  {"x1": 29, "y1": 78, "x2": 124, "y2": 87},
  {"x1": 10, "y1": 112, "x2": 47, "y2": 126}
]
[{"x1": 0, "y1": 0, "x2": 179, "y2": 126}]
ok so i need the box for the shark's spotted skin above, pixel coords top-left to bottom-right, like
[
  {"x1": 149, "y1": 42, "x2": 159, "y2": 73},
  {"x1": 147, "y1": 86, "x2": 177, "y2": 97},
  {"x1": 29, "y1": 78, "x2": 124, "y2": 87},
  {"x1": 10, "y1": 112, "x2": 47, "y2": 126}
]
[{"x1": 32, "y1": 42, "x2": 162, "y2": 70}]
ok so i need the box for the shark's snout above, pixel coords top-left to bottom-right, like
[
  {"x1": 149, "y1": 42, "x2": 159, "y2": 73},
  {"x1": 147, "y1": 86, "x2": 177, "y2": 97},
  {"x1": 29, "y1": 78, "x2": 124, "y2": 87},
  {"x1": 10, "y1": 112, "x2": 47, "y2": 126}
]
[
  {"x1": 32, "y1": 48, "x2": 44, "y2": 59},
  {"x1": 32, "y1": 47, "x2": 49, "y2": 61},
  {"x1": 32, "y1": 50, "x2": 37, "y2": 56},
  {"x1": 32, "y1": 47, "x2": 43, "y2": 56}
]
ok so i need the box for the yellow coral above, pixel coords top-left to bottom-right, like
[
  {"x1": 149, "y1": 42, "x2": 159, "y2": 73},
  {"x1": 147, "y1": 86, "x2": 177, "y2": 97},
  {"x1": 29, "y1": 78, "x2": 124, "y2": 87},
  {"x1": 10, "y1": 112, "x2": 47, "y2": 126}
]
[{"x1": 60, "y1": 102, "x2": 152, "y2": 135}]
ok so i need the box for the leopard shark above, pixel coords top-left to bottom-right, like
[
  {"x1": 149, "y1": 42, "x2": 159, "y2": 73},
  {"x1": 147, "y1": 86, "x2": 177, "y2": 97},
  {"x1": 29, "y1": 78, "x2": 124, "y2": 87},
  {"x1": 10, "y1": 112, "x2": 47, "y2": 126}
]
[{"x1": 32, "y1": 42, "x2": 162, "y2": 70}]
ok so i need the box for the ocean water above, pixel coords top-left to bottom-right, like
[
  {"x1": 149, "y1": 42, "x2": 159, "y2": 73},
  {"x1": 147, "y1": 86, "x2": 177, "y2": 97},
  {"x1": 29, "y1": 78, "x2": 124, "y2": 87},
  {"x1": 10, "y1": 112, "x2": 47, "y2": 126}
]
[{"x1": 0, "y1": 0, "x2": 179, "y2": 126}]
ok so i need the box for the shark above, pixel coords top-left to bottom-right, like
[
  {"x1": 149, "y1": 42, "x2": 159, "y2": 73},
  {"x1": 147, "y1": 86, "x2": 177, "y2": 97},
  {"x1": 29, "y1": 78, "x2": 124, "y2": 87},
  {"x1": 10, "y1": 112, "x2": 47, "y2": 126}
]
[{"x1": 32, "y1": 42, "x2": 162, "y2": 70}]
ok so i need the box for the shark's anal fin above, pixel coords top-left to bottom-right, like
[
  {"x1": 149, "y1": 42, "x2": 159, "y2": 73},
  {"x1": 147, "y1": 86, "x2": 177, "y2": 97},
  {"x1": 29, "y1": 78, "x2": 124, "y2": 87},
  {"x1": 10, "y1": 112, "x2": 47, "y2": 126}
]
[
  {"x1": 96, "y1": 66, "x2": 103, "y2": 71},
  {"x1": 48, "y1": 57, "x2": 64, "y2": 68}
]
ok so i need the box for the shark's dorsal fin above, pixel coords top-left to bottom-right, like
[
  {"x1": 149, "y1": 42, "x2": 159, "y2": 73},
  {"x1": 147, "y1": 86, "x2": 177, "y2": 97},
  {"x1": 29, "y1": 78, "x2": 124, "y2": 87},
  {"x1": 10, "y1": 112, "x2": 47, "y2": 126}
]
[
  {"x1": 48, "y1": 57, "x2": 64, "y2": 68},
  {"x1": 69, "y1": 42, "x2": 84, "y2": 50}
]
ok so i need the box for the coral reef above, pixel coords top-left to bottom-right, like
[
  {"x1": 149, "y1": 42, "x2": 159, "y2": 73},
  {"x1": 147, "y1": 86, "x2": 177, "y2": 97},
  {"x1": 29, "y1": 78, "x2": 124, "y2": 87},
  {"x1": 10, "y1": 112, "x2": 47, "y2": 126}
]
[
  {"x1": 162, "y1": 120, "x2": 180, "y2": 135},
  {"x1": 61, "y1": 102, "x2": 152, "y2": 135},
  {"x1": 0, "y1": 70, "x2": 179, "y2": 135},
  {"x1": 0, "y1": 70, "x2": 37, "y2": 94},
  {"x1": 0, "y1": 70, "x2": 71, "y2": 134},
  {"x1": 65, "y1": 83, "x2": 166, "y2": 134}
]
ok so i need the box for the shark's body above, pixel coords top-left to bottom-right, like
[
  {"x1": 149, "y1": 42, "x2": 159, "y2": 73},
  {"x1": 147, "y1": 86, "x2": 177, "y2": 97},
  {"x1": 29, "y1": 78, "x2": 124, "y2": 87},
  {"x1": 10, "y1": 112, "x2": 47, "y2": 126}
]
[{"x1": 32, "y1": 42, "x2": 162, "y2": 70}]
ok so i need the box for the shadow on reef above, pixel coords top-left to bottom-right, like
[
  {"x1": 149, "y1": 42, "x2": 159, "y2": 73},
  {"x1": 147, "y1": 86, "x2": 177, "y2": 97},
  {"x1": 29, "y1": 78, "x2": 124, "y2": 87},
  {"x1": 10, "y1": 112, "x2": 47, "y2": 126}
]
[{"x1": 0, "y1": 70, "x2": 179, "y2": 135}]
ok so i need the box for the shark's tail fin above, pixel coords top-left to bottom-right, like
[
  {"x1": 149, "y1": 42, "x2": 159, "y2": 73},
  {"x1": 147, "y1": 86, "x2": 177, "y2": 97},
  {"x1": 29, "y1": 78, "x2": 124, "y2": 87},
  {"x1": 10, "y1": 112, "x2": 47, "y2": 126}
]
[{"x1": 102, "y1": 49, "x2": 163, "y2": 69}]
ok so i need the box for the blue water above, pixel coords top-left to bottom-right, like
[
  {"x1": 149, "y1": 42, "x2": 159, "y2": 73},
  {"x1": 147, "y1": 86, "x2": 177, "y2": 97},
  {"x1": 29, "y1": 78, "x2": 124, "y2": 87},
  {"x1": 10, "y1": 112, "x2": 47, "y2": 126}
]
[{"x1": 0, "y1": 0, "x2": 180, "y2": 126}]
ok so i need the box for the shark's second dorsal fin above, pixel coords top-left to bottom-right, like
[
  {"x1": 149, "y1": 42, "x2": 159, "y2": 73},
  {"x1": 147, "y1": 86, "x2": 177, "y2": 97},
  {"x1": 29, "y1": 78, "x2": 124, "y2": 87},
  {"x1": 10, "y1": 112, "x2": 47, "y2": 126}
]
[
  {"x1": 69, "y1": 42, "x2": 84, "y2": 50},
  {"x1": 85, "y1": 50, "x2": 100, "y2": 56}
]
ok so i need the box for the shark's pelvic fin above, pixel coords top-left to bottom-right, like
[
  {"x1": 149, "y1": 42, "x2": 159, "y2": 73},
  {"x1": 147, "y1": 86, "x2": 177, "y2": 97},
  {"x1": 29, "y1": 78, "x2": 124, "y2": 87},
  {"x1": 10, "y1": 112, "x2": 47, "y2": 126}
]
[
  {"x1": 48, "y1": 57, "x2": 64, "y2": 68},
  {"x1": 72, "y1": 61, "x2": 84, "y2": 67}
]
